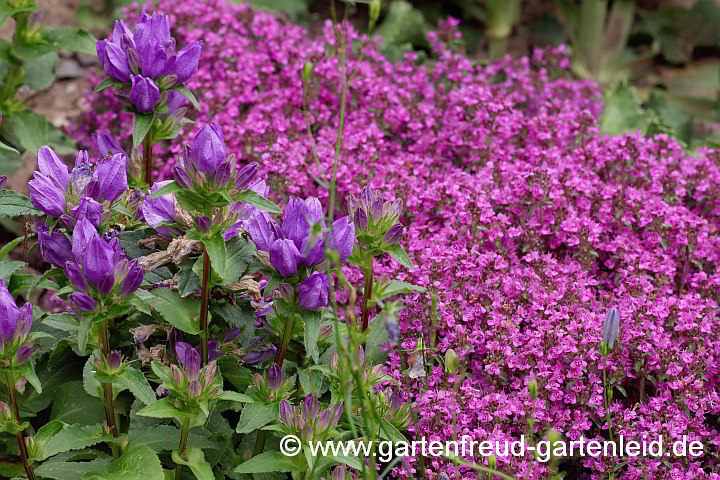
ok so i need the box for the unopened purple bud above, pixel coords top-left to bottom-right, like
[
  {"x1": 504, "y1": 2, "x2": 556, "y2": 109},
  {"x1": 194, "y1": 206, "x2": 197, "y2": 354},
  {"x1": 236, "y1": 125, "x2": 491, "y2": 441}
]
[
  {"x1": 354, "y1": 208, "x2": 368, "y2": 231},
  {"x1": 279, "y1": 400, "x2": 292, "y2": 425},
  {"x1": 188, "y1": 380, "x2": 201, "y2": 398},
  {"x1": 185, "y1": 348, "x2": 201, "y2": 381},
  {"x1": 156, "y1": 386, "x2": 169, "y2": 398},
  {"x1": 303, "y1": 394, "x2": 317, "y2": 420},
  {"x1": 243, "y1": 345, "x2": 276, "y2": 365},
  {"x1": 28, "y1": 172, "x2": 66, "y2": 217},
  {"x1": 214, "y1": 157, "x2": 232, "y2": 186},
  {"x1": 15, "y1": 303, "x2": 32, "y2": 340},
  {"x1": 192, "y1": 123, "x2": 225, "y2": 173},
  {"x1": 107, "y1": 350, "x2": 122, "y2": 370},
  {"x1": 97, "y1": 40, "x2": 130, "y2": 83},
  {"x1": 332, "y1": 465, "x2": 347, "y2": 480},
  {"x1": 36, "y1": 222, "x2": 73, "y2": 269},
  {"x1": 171, "y1": 364, "x2": 184, "y2": 386},
  {"x1": 166, "y1": 90, "x2": 186, "y2": 114},
  {"x1": 296, "y1": 272, "x2": 329, "y2": 311},
  {"x1": 268, "y1": 364, "x2": 282, "y2": 391},
  {"x1": 98, "y1": 273, "x2": 115, "y2": 296},
  {"x1": 315, "y1": 409, "x2": 331, "y2": 431},
  {"x1": 275, "y1": 283, "x2": 294, "y2": 302},
  {"x1": 384, "y1": 224, "x2": 404, "y2": 244},
  {"x1": 603, "y1": 307, "x2": 620, "y2": 348},
  {"x1": 65, "y1": 261, "x2": 89, "y2": 292},
  {"x1": 126, "y1": 48, "x2": 141, "y2": 75},
  {"x1": 59, "y1": 214, "x2": 76, "y2": 230},
  {"x1": 269, "y1": 239, "x2": 300, "y2": 277},
  {"x1": 91, "y1": 153, "x2": 128, "y2": 203},
  {"x1": 332, "y1": 402, "x2": 344, "y2": 424},
  {"x1": 235, "y1": 162, "x2": 259, "y2": 190},
  {"x1": 68, "y1": 292, "x2": 96, "y2": 312},
  {"x1": 14, "y1": 345, "x2": 32, "y2": 365},
  {"x1": 195, "y1": 215, "x2": 211, "y2": 234},
  {"x1": 72, "y1": 197, "x2": 105, "y2": 227},
  {"x1": 173, "y1": 41, "x2": 203, "y2": 84},
  {"x1": 121, "y1": 262, "x2": 144, "y2": 296},
  {"x1": 92, "y1": 131, "x2": 125, "y2": 158},
  {"x1": 130, "y1": 75, "x2": 160, "y2": 113},
  {"x1": 203, "y1": 362, "x2": 217, "y2": 387},
  {"x1": 0, "y1": 176, "x2": 6, "y2": 189},
  {"x1": 0, "y1": 401, "x2": 9, "y2": 417},
  {"x1": 173, "y1": 164, "x2": 192, "y2": 189},
  {"x1": 329, "y1": 216, "x2": 355, "y2": 263}
]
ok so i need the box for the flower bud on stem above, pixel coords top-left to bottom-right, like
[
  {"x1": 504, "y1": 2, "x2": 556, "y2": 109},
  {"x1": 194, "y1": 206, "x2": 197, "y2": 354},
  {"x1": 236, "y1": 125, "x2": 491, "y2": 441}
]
[
  {"x1": 361, "y1": 256, "x2": 374, "y2": 333},
  {"x1": 5, "y1": 372, "x2": 35, "y2": 480}
]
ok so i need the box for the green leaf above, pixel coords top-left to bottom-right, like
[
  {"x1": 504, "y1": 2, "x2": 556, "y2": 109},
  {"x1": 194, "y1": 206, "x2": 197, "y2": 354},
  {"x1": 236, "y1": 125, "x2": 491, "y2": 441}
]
[
  {"x1": 202, "y1": 235, "x2": 226, "y2": 280},
  {"x1": 0, "y1": 260, "x2": 25, "y2": 280},
  {"x1": 0, "y1": 1, "x2": 36, "y2": 27},
  {"x1": 35, "y1": 457, "x2": 111, "y2": 480},
  {"x1": 233, "y1": 189, "x2": 282, "y2": 214},
  {"x1": 1, "y1": 110, "x2": 75, "y2": 156},
  {"x1": 116, "y1": 366, "x2": 156, "y2": 405},
  {"x1": 377, "y1": 417, "x2": 407, "y2": 443},
  {"x1": 303, "y1": 310, "x2": 322, "y2": 364},
  {"x1": 42, "y1": 424, "x2": 118, "y2": 460},
  {"x1": 132, "y1": 113, "x2": 154, "y2": 148},
  {"x1": 235, "y1": 402, "x2": 278, "y2": 434},
  {"x1": 29, "y1": 420, "x2": 65, "y2": 461},
  {"x1": 376, "y1": 280, "x2": 425, "y2": 301},
  {"x1": 128, "y1": 425, "x2": 216, "y2": 453},
  {"x1": 12, "y1": 27, "x2": 97, "y2": 60},
  {"x1": 216, "y1": 391, "x2": 254, "y2": 403},
  {"x1": 25, "y1": 52, "x2": 58, "y2": 90},
  {"x1": 246, "y1": 0, "x2": 309, "y2": 18},
  {"x1": 222, "y1": 236, "x2": 256, "y2": 285},
  {"x1": 0, "y1": 236, "x2": 24, "y2": 260},
  {"x1": 0, "y1": 189, "x2": 42, "y2": 217},
  {"x1": 234, "y1": 451, "x2": 297, "y2": 474},
  {"x1": 384, "y1": 243, "x2": 413, "y2": 268},
  {"x1": 172, "y1": 448, "x2": 214, "y2": 480},
  {"x1": 94, "y1": 77, "x2": 119, "y2": 93},
  {"x1": 147, "y1": 180, "x2": 181, "y2": 198},
  {"x1": 365, "y1": 315, "x2": 390, "y2": 366},
  {"x1": 50, "y1": 381, "x2": 106, "y2": 426},
  {"x1": 172, "y1": 85, "x2": 201, "y2": 111},
  {"x1": 19, "y1": 362, "x2": 42, "y2": 393},
  {"x1": 135, "y1": 288, "x2": 200, "y2": 334},
  {"x1": 600, "y1": 83, "x2": 649, "y2": 136},
  {"x1": 84, "y1": 444, "x2": 164, "y2": 480},
  {"x1": 135, "y1": 397, "x2": 185, "y2": 420},
  {"x1": 0, "y1": 137, "x2": 19, "y2": 154}
]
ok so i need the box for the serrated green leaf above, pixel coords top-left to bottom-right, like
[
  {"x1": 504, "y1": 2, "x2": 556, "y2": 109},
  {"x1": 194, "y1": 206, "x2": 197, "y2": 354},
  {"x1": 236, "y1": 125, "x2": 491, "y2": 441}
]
[
  {"x1": 134, "y1": 288, "x2": 200, "y2": 334},
  {"x1": 147, "y1": 180, "x2": 181, "y2": 198},
  {"x1": 1, "y1": 110, "x2": 74, "y2": 156},
  {"x1": 19, "y1": 362, "x2": 42, "y2": 393},
  {"x1": 128, "y1": 425, "x2": 216, "y2": 453},
  {"x1": 303, "y1": 310, "x2": 322, "y2": 364},
  {"x1": 135, "y1": 397, "x2": 185, "y2": 420},
  {"x1": 235, "y1": 402, "x2": 278, "y2": 434},
  {"x1": 216, "y1": 391, "x2": 254, "y2": 403},
  {"x1": 233, "y1": 189, "x2": 282, "y2": 214},
  {"x1": 132, "y1": 113, "x2": 154, "y2": 148},
  {"x1": 172, "y1": 448, "x2": 214, "y2": 480},
  {"x1": 0, "y1": 189, "x2": 42, "y2": 217},
  {"x1": 25, "y1": 52, "x2": 58, "y2": 90},
  {"x1": 94, "y1": 77, "x2": 118, "y2": 93},
  {"x1": 30, "y1": 420, "x2": 65, "y2": 461},
  {"x1": 34, "y1": 457, "x2": 111, "y2": 480},
  {"x1": 0, "y1": 236, "x2": 24, "y2": 260},
  {"x1": 117, "y1": 366, "x2": 156, "y2": 405},
  {"x1": 0, "y1": 260, "x2": 25, "y2": 280},
  {"x1": 222, "y1": 236, "x2": 256, "y2": 285},
  {"x1": 12, "y1": 27, "x2": 96, "y2": 60},
  {"x1": 234, "y1": 451, "x2": 297, "y2": 474},
  {"x1": 202, "y1": 235, "x2": 226, "y2": 280},
  {"x1": 84, "y1": 444, "x2": 164, "y2": 480},
  {"x1": 383, "y1": 243, "x2": 413, "y2": 268},
  {"x1": 50, "y1": 381, "x2": 106, "y2": 426},
  {"x1": 42, "y1": 424, "x2": 118, "y2": 460}
]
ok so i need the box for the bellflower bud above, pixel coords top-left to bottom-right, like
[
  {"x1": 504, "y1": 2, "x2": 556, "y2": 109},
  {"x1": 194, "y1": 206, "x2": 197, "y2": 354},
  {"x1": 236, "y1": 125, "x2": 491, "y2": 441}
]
[
  {"x1": 235, "y1": 162, "x2": 259, "y2": 190},
  {"x1": 268, "y1": 364, "x2": 282, "y2": 391},
  {"x1": 68, "y1": 292, "x2": 97, "y2": 312},
  {"x1": 85, "y1": 235, "x2": 115, "y2": 289},
  {"x1": 269, "y1": 239, "x2": 300, "y2": 277},
  {"x1": 29, "y1": 172, "x2": 66, "y2": 217},
  {"x1": 37, "y1": 146, "x2": 70, "y2": 190},
  {"x1": 171, "y1": 364, "x2": 184, "y2": 386},
  {"x1": 107, "y1": 350, "x2": 123, "y2": 370},
  {"x1": 36, "y1": 222, "x2": 73, "y2": 268},
  {"x1": 279, "y1": 400, "x2": 292, "y2": 425},
  {"x1": 173, "y1": 41, "x2": 203, "y2": 83},
  {"x1": 296, "y1": 272, "x2": 329, "y2": 311},
  {"x1": 248, "y1": 210, "x2": 282, "y2": 252},
  {"x1": 191, "y1": 123, "x2": 225, "y2": 173},
  {"x1": 187, "y1": 380, "x2": 201, "y2": 399},
  {"x1": 0, "y1": 175, "x2": 6, "y2": 189},
  {"x1": 166, "y1": 90, "x2": 186, "y2": 115},
  {"x1": 92, "y1": 131, "x2": 125, "y2": 157},
  {"x1": 71, "y1": 197, "x2": 105, "y2": 227},
  {"x1": 96, "y1": 40, "x2": 130, "y2": 82},
  {"x1": 214, "y1": 157, "x2": 232, "y2": 186},
  {"x1": 354, "y1": 207, "x2": 368, "y2": 231},
  {"x1": 303, "y1": 394, "x2": 318, "y2": 420},
  {"x1": 172, "y1": 163, "x2": 192, "y2": 189},
  {"x1": 383, "y1": 223, "x2": 404, "y2": 244},
  {"x1": 90, "y1": 153, "x2": 128, "y2": 203},
  {"x1": 14, "y1": 345, "x2": 32, "y2": 365},
  {"x1": 64, "y1": 262, "x2": 89, "y2": 292},
  {"x1": 130, "y1": 75, "x2": 160, "y2": 113},
  {"x1": 243, "y1": 345, "x2": 276, "y2": 365},
  {"x1": 328, "y1": 216, "x2": 355, "y2": 263},
  {"x1": 603, "y1": 307, "x2": 620, "y2": 350},
  {"x1": 195, "y1": 215, "x2": 211, "y2": 233},
  {"x1": 121, "y1": 261, "x2": 144, "y2": 296}
]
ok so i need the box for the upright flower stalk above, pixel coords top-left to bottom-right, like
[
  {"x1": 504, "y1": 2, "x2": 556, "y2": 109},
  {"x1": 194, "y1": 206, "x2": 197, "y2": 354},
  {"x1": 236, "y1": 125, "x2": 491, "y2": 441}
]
[
  {"x1": 600, "y1": 307, "x2": 620, "y2": 480},
  {"x1": 0, "y1": 280, "x2": 36, "y2": 480},
  {"x1": 199, "y1": 250, "x2": 211, "y2": 365}
]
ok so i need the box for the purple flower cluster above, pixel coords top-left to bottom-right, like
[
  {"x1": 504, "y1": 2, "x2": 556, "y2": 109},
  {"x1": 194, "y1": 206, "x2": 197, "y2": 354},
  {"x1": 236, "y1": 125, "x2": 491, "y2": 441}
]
[
  {"x1": 248, "y1": 197, "x2": 353, "y2": 310},
  {"x1": 0, "y1": 280, "x2": 33, "y2": 365},
  {"x1": 71, "y1": 3, "x2": 720, "y2": 479},
  {"x1": 28, "y1": 146, "x2": 127, "y2": 230},
  {"x1": 96, "y1": 11, "x2": 202, "y2": 113},
  {"x1": 65, "y1": 218, "x2": 143, "y2": 312}
]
